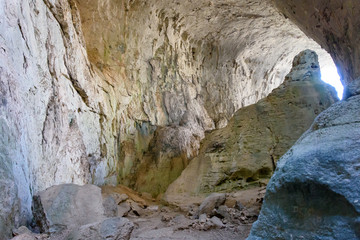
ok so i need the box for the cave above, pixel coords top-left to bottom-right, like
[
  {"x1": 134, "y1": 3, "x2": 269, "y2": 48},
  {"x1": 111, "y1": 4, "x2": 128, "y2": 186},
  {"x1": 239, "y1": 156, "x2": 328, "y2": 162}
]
[{"x1": 0, "y1": 0, "x2": 359, "y2": 239}]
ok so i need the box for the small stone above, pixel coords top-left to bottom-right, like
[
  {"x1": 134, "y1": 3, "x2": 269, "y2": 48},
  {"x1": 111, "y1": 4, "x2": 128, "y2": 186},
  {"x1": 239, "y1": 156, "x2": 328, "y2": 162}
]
[
  {"x1": 161, "y1": 214, "x2": 173, "y2": 222},
  {"x1": 215, "y1": 205, "x2": 231, "y2": 219},
  {"x1": 117, "y1": 202, "x2": 131, "y2": 217},
  {"x1": 235, "y1": 201, "x2": 245, "y2": 211},
  {"x1": 12, "y1": 226, "x2": 32, "y2": 236},
  {"x1": 224, "y1": 197, "x2": 237, "y2": 208},
  {"x1": 147, "y1": 205, "x2": 159, "y2": 212},
  {"x1": 11, "y1": 234, "x2": 36, "y2": 240},
  {"x1": 109, "y1": 193, "x2": 129, "y2": 205},
  {"x1": 103, "y1": 196, "x2": 118, "y2": 217},
  {"x1": 129, "y1": 201, "x2": 144, "y2": 216},
  {"x1": 199, "y1": 213, "x2": 207, "y2": 223},
  {"x1": 198, "y1": 193, "x2": 226, "y2": 215},
  {"x1": 210, "y1": 216, "x2": 225, "y2": 228}
]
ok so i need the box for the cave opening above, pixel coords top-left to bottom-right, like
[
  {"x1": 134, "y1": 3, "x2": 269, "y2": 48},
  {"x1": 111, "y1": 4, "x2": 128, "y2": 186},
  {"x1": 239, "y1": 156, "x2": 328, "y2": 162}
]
[
  {"x1": 319, "y1": 59, "x2": 343, "y2": 99},
  {"x1": 0, "y1": 0, "x2": 358, "y2": 239}
]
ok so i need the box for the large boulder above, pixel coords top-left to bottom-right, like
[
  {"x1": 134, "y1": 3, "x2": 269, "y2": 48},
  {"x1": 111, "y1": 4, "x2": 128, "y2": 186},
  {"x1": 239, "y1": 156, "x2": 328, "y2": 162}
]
[
  {"x1": 32, "y1": 184, "x2": 105, "y2": 233},
  {"x1": 247, "y1": 94, "x2": 360, "y2": 239},
  {"x1": 164, "y1": 50, "x2": 338, "y2": 205}
]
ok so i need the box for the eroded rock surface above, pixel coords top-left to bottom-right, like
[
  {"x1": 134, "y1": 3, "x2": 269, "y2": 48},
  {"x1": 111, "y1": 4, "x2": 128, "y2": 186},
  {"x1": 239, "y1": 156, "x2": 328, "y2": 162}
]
[
  {"x1": 68, "y1": 217, "x2": 134, "y2": 240},
  {"x1": 0, "y1": 0, "x2": 340, "y2": 235},
  {"x1": 74, "y1": 0, "x2": 336, "y2": 196},
  {"x1": 248, "y1": 94, "x2": 360, "y2": 240},
  {"x1": 31, "y1": 184, "x2": 135, "y2": 239},
  {"x1": 274, "y1": 0, "x2": 360, "y2": 98},
  {"x1": 165, "y1": 50, "x2": 338, "y2": 205},
  {"x1": 247, "y1": 1, "x2": 360, "y2": 239},
  {"x1": 32, "y1": 184, "x2": 105, "y2": 233}
]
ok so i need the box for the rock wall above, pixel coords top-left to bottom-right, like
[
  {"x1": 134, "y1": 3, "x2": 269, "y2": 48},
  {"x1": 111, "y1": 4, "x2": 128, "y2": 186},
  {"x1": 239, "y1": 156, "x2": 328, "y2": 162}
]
[
  {"x1": 0, "y1": 0, "x2": 339, "y2": 236},
  {"x1": 0, "y1": 0, "x2": 118, "y2": 235},
  {"x1": 164, "y1": 50, "x2": 337, "y2": 205},
  {"x1": 74, "y1": 0, "x2": 337, "y2": 194},
  {"x1": 248, "y1": 1, "x2": 360, "y2": 238},
  {"x1": 248, "y1": 93, "x2": 360, "y2": 240},
  {"x1": 273, "y1": 0, "x2": 360, "y2": 98}
]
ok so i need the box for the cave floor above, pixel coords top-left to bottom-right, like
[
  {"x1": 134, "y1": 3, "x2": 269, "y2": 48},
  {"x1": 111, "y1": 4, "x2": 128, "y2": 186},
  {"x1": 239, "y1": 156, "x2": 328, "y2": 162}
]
[
  {"x1": 118, "y1": 186, "x2": 265, "y2": 240},
  {"x1": 128, "y1": 209, "x2": 253, "y2": 240}
]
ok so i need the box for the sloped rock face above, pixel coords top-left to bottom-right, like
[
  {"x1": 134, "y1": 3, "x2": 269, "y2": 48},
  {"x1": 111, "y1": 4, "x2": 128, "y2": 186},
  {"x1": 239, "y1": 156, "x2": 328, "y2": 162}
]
[
  {"x1": 247, "y1": 1, "x2": 360, "y2": 239},
  {"x1": 164, "y1": 50, "x2": 338, "y2": 205},
  {"x1": 248, "y1": 94, "x2": 360, "y2": 240},
  {"x1": 74, "y1": 0, "x2": 336, "y2": 195}
]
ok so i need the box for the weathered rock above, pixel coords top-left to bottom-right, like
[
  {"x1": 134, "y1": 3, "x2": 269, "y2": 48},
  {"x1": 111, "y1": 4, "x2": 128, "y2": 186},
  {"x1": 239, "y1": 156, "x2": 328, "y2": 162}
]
[
  {"x1": 117, "y1": 202, "x2": 131, "y2": 217},
  {"x1": 10, "y1": 234, "x2": 35, "y2": 240},
  {"x1": 32, "y1": 184, "x2": 105, "y2": 233},
  {"x1": 215, "y1": 206, "x2": 231, "y2": 220},
  {"x1": 10, "y1": 226, "x2": 49, "y2": 240},
  {"x1": 0, "y1": 120, "x2": 21, "y2": 239},
  {"x1": 165, "y1": 50, "x2": 338, "y2": 204},
  {"x1": 107, "y1": 193, "x2": 129, "y2": 205},
  {"x1": 0, "y1": 0, "x2": 346, "y2": 234},
  {"x1": 75, "y1": 0, "x2": 337, "y2": 198},
  {"x1": 247, "y1": 95, "x2": 360, "y2": 239},
  {"x1": 129, "y1": 200, "x2": 145, "y2": 217},
  {"x1": 210, "y1": 216, "x2": 225, "y2": 229},
  {"x1": 103, "y1": 196, "x2": 118, "y2": 218},
  {"x1": 198, "y1": 193, "x2": 226, "y2": 216},
  {"x1": 224, "y1": 197, "x2": 237, "y2": 209},
  {"x1": 273, "y1": 0, "x2": 360, "y2": 97},
  {"x1": 12, "y1": 226, "x2": 33, "y2": 236},
  {"x1": 68, "y1": 217, "x2": 134, "y2": 240}
]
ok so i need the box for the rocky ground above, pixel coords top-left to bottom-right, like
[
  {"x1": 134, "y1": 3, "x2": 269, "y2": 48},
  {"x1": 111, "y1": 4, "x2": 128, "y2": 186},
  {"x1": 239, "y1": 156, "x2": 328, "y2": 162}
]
[{"x1": 9, "y1": 184, "x2": 265, "y2": 240}]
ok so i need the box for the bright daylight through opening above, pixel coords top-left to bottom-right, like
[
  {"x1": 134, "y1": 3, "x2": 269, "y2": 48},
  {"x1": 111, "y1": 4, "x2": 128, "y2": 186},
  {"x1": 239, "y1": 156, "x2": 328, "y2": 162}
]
[{"x1": 320, "y1": 65, "x2": 343, "y2": 99}]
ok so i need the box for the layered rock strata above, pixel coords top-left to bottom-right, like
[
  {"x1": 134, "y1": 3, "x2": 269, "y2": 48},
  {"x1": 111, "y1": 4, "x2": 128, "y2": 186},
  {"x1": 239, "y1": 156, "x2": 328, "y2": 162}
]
[{"x1": 164, "y1": 50, "x2": 338, "y2": 205}]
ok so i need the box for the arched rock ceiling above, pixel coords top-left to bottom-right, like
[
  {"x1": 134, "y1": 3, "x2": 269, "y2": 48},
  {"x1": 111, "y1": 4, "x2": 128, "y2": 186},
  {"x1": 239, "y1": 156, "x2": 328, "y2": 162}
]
[
  {"x1": 273, "y1": 0, "x2": 360, "y2": 97},
  {"x1": 76, "y1": 0, "x2": 336, "y2": 127}
]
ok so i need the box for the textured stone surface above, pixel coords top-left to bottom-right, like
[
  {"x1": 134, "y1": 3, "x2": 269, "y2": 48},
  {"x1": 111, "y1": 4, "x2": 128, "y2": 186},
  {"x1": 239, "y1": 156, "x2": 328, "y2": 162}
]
[
  {"x1": 0, "y1": 0, "x2": 340, "y2": 234},
  {"x1": 32, "y1": 184, "x2": 105, "y2": 233},
  {"x1": 248, "y1": 94, "x2": 360, "y2": 240},
  {"x1": 0, "y1": 0, "x2": 119, "y2": 236},
  {"x1": 68, "y1": 217, "x2": 134, "y2": 240},
  {"x1": 273, "y1": 0, "x2": 360, "y2": 98},
  {"x1": 247, "y1": 1, "x2": 360, "y2": 239},
  {"x1": 75, "y1": 0, "x2": 336, "y2": 195},
  {"x1": 164, "y1": 50, "x2": 338, "y2": 204},
  {"x1": 198, "y1": 193, "x2": 226, "y2": 216}
]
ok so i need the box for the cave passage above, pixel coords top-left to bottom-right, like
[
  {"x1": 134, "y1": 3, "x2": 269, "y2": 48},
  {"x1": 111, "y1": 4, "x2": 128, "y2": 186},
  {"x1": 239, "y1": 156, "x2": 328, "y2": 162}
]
[{"x1": 320, "y1": 63, "x2": 343, "y2": 99}]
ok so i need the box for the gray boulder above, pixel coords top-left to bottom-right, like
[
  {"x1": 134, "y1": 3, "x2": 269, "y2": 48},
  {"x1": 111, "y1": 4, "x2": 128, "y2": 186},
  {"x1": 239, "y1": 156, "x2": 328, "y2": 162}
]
[
  {"x1": 32, "y1": 184, "x2": 105, "y2": 233},
  {"x1": 198, "y1": 193, "x2": 226, "y2": 216},
  {"x1": 248, "y1": 95, "x2": 360, "y2": 239},
  {"x1": 68, "y1": 217, "x2": 134, "y2": 240}
]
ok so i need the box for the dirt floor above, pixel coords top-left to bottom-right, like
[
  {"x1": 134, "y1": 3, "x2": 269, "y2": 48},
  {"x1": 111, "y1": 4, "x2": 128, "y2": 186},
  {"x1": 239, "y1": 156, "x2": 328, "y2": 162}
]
[
  {"x1": 102, "y1": 185, "x2": 266, "y2": 240},
  {"x1": 11, "y1": 186, "x2": 265, "y2": 240}
]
